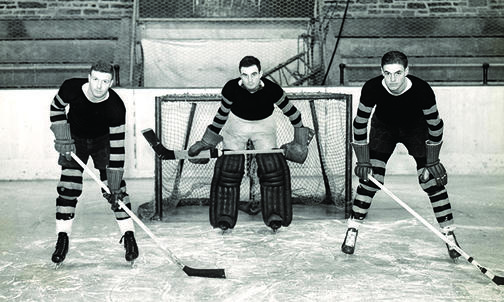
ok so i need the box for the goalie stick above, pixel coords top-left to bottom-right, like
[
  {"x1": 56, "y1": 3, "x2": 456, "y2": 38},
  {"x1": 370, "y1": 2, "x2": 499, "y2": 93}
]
[
  {"x1": 142, "y1": 128, "x2": 284, "y2": 159},
  {"x1": 368, "y1": 175, "x2": 504, "y2": 286},
  {"x1": 70, "y1": 152, "x2": 226, "y2": 279}
]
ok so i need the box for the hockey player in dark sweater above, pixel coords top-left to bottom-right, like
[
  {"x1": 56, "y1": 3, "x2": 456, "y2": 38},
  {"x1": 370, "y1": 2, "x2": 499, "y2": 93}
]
[
  {"x1": 341, "y1": 51, "x2": 461, "y2": 260},
  {"x1": 49, "y1": 61, "x2": 138, "y2": 266},
  {"x1": 189, "y1": 56, "x2": 314, "y2": 232}
]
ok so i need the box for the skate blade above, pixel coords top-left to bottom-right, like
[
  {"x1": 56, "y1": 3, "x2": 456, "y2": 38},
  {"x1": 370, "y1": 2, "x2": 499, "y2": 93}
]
[
  {"x1": 54, "y1": 262, "x2": 64, "y2": 270},
  {"x1": 220, "y1": 229, "x2": 233, "y2": 235},
  {"x1": 128, "y1": 260, "x2": 137, "y2": 268}
]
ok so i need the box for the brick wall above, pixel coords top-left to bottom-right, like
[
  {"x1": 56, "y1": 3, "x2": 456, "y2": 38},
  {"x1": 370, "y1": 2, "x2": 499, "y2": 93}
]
[
  {"x1": 324, "y1": 0, "x2": 504, "y2": 17},
  {"x1": 0, "y1": 0, "x2": 133, "y2": 18},
  {"x1": 0, "y1": 0, "x2": 502, "y2": 19}
]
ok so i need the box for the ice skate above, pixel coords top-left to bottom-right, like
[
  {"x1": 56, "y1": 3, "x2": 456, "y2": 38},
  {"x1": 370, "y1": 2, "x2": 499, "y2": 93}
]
[
  {"x1": 341, "y1": 227, "x2": 358, "y2": 255},
  {"x1": 120, "y1": 231, "x2": 139, "y2": 265},
  {"x1": 443, "y1": 228, "x2": 461, "y2": 260},
  {"x1": 52, "y1": 232, "x2": 69, "y2": 268},
  {"x1": 267, "y1": 214, "x2": 282, "y2": 232},
  {"x1": 218, "y1": 220, "x2": 231, "y2": 231}
]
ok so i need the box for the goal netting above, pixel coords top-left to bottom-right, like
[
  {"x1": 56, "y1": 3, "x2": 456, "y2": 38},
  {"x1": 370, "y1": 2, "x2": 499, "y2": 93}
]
[{"x1": 140, "y1": 89, "x2": 352, "y2": 220}]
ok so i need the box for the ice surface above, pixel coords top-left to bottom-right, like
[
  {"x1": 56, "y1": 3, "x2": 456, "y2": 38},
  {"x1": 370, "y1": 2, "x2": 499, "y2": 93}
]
[{"x1": 0, "y1": 175, "x2": 503, "y2": 301}]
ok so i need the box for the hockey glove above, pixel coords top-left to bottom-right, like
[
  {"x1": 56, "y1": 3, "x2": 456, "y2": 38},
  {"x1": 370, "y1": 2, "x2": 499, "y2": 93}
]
[
  {"x1": 424, "y1": 140, "x2": 448, "y2": 187},
  {"x1": 50, "y1": 123, "x2": 76, "y2": 161},
  {"x1": 103, "y1": 167, "x2": 125, "y2": 211},
  {"x1": 188, "y1": 127, "x2": 223, "y2": 164},
  {"x1": 281, "y1": 126, "x2": 315, "y2": 164},
  {"x1": 352, "y1": 142, "x2": 372, "y2": 181}
]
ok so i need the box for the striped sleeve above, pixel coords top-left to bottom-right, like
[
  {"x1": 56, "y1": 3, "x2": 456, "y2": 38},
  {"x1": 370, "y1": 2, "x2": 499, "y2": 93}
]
[
  {"x1": 109, "y1": 124, "x2": 126, "y2": 169},
  {"x1": 275, "y1": 93, "x2": 303, "y2": 128},
  {"x1": 353, "y1": 101, "x2": 374, "y2": 144},
  {"x1": 208, "y1": 95, "x2": 233, "y2": 134},
  {"x1": 422, "y1": 104, "x2": 444, "y2": 143},
  {"x1": 50, "y1": 92, "x2": 68, "y2": 124}
]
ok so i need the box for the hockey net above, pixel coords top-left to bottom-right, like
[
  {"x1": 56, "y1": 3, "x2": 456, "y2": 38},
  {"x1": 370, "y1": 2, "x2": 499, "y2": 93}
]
[{"x1": 144, "y1": 90, "x2": 352, "y2": 220}]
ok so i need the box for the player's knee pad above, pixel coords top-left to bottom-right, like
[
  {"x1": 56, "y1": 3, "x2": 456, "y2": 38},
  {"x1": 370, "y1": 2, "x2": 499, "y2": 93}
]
[
  {"x1": 210, "y1": 154, "x2": 245, "y2": 230},
  {"x1": 256, "y1": 153, "x2": 292, "y2": 230}
]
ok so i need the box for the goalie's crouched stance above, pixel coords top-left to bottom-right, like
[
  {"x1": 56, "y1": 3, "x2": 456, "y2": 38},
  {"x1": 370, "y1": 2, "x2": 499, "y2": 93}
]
[{"x1": 189, "y1": 126, "x2": 297, "y2": 231}]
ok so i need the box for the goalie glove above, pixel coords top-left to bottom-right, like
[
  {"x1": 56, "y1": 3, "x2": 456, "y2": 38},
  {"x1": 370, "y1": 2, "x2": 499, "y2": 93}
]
[
  {"x1": 281, "y1": 126, "x2": 315, "y2": 164},
  {"x1": 352, "y1": 142, "x2": 372, "y2": 181},
  {"x1": 103, "y1": 167, "x2": 124, "y2": 211},
  {"x1": 188, "y1": 127, "x2": 223, "y2": 164},
  {"x1": 50, "y1": 123, "x2": 75, "y2": 161},
  {"x1": 424, "y1": 140, "x2": 448, "y2": 187}
]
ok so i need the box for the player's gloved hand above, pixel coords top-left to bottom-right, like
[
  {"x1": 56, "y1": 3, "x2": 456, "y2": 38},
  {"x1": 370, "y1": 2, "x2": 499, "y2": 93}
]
[
  {"x1": 103, "y1": 167, "x2": 124, "y2": 211},
  {"x1": 50, "y1": 123, "x2": 76, "y2": 161},
  {"x1": 281, "y1": 126, "x2": 315, "y2": 164},
  {"x1": 352, "y1": 142, "x2": 372, "y2": 181},
  {"x1": 424, "y1": 140, "x2": 448, "y2": 187},
  {"x1": 103, "y1": 191, "x2": 128, "y2": 211},
  {"x1": 188, "y1": 127, "x2": 223, "y2": 164}
]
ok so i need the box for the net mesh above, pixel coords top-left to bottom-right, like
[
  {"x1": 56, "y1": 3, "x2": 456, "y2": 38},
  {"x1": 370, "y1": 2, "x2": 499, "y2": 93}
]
[{"x1": 153, "y1": 91, "x2": 351, "y2": 216}]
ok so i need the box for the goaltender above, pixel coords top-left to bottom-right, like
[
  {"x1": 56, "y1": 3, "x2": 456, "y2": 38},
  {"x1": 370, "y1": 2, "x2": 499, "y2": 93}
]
[{"x1": 188, "y1": 56, "x2": 314, "y2": 232}]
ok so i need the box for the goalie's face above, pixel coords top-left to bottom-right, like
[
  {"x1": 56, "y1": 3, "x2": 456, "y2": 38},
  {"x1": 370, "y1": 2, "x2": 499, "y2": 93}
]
[
  {"x1": 381, "y1": 63, "x2": 409, "y2": 94},
  {"x1": 88, "y1": 70, "x2": 113, "y2": 99},
  {"x1": 240, "y1": 65, "x2": 263, "y2": 92}
]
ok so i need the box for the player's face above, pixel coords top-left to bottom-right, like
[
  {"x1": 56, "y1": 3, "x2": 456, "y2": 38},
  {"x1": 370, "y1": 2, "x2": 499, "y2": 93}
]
[
  {"x1": 88, "y1": 70, "x2": 113, "y2": 99},
  {"x1": 240, "y1": 65, "x2": 262, "y2": 91},
  {"x1": 381, "y1": 64, "x2": 409, "y2": 94}
]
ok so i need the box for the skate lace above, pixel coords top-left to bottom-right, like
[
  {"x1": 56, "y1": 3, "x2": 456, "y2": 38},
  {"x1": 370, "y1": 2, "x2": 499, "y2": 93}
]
[
  {"x1": 446, "y1": 232, "x2": 458, "y2": 249},
  {"x1": 345, "y1": 229, "x2": 357, "y2": 247},
  {"x1": 56, "y1": 233, "x2": 67, "y2": 250},
  {"x1": 120, "y1": 233, "x2": 135, "y2": 251}
]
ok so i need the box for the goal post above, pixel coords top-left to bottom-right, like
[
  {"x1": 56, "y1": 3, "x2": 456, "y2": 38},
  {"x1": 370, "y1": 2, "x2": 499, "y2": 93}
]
[{"x1": 145, "y1": 90, "x2": 353, "y2": 220}]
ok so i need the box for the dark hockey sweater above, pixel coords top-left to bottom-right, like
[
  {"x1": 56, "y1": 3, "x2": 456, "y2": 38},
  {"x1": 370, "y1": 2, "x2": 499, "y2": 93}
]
[
  {"x1": 49, "y1": 78, "x2": 126, "y2": 169},
  {"x1": 353, "y1": 75, "x2": 444, "y2": 144},
  {"x1": 208, "y1": 77, "x2": 303, "y2": 134}
]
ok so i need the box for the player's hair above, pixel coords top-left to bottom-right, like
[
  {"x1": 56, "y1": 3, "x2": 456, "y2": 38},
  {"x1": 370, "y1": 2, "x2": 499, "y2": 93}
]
[
  {"x1": 381, "y1": 51, "x2": 408, "y2": 68},
  {"x1": 89, "y1": 60, "x2": 114, "y2": 78},
  {"x1": 239, "y1": 56, "x2": 261, "y2": 72}
]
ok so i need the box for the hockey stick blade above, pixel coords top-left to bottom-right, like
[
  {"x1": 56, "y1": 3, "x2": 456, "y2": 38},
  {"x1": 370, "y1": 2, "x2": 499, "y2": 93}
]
[
  {"x1": 493, "y1": 275, "x2": 504, "y2": 286},
  {"x1": 183, "y1": 266, "x2": 226, "y2": 279},
  {"x1": 142, "y1": 128, "x2": 219, "y2": 160},
  {"x1": 70, "y1": 152, "x2": 227, "y2": 279},
  {"x1": 368, "y1": 175, "x2": 504, "y2": 286}
]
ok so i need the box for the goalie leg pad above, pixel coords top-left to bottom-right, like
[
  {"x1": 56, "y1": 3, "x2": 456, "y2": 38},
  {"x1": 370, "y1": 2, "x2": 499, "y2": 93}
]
[
  {"x1": 256, "y1": 153, "x2": 292, "y2": 230},
  {"x1": 209, "y1": 154, "x2": 245, "y2": 230}
]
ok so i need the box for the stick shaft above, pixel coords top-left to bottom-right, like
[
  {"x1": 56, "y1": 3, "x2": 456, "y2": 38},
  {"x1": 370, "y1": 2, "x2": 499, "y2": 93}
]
[
  {"x1": 222, "y1": 149, "x2": 284, "y2": 156},
  {"x1": 367, "y1": 175, "x2": 462, "y2": 254},
  {"x1": 172, "y1": 149, "x2": 284, "y2": 159},
  {"x1": 368, "y1": 175, "x2": 502, "y2": 285},
  {"x1": 70, "y1": 152, "x2": 186, "y2": 269}
]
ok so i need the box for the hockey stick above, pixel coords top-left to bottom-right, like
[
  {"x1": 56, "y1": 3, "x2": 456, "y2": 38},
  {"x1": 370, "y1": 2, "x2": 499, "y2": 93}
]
[
  {"x1": 142, "y1": 128, "x2": 284, "y2": 159},
  {"x1": 368, "y1": 174, "x2": 504, "y2": 286},
  {"x1": 309, "y1": 100, "x2": 332, "y2": 204},
  {"x1": 70, "y1": 152, "x2": 226, "y2": 279},
  {"x1": 169, "y1": 102, "x2": 196, "y2": 208}
]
